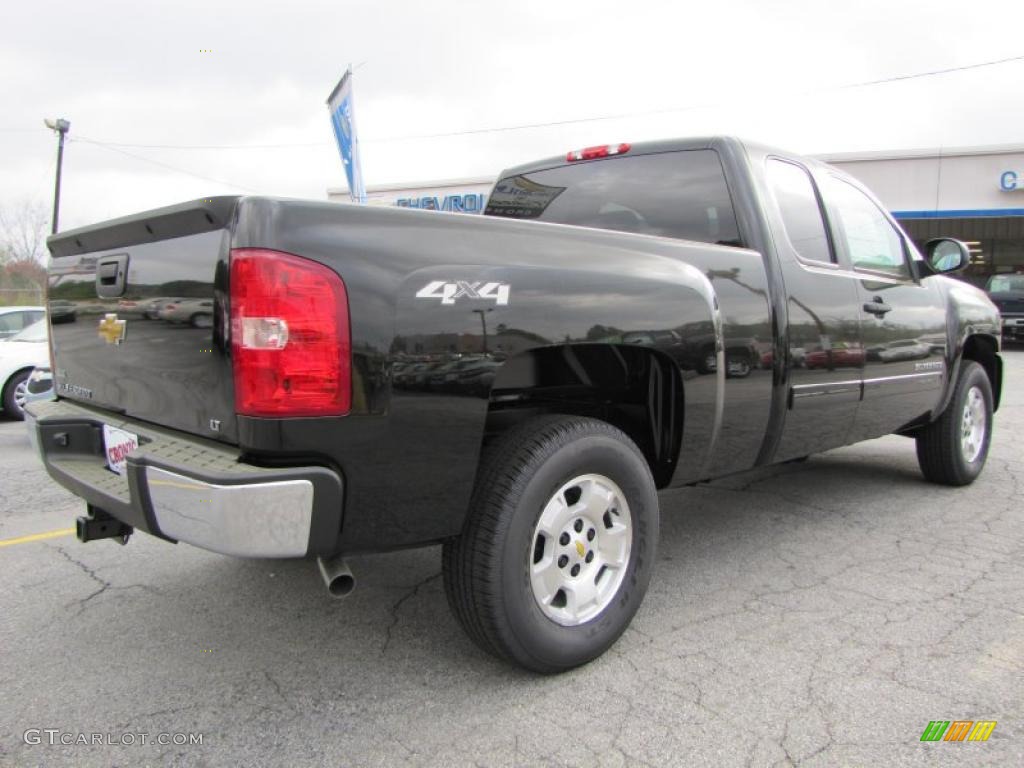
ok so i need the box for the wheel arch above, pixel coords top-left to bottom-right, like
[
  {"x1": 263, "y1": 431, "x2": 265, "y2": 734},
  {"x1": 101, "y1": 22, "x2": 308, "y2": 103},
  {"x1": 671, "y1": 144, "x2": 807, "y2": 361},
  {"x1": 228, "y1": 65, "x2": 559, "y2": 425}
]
[
  {"x1": 482, "y1": 343, "x2": 684, "y2": 488},
  {"x1": 959, "y1": 333, "x2": 1002, "y2": 412}
]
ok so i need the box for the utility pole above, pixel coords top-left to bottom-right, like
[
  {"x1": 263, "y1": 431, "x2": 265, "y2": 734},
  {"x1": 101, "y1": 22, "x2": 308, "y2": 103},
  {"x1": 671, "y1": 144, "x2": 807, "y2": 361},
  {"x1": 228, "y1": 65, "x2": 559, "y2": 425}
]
[{"x1": 44, "y1": 118, "x2": 70, "y2": 234}]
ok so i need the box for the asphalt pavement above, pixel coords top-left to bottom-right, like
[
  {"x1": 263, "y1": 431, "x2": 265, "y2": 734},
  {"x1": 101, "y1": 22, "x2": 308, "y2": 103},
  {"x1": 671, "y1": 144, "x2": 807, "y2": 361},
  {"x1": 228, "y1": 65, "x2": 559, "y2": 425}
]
[{"x1": 0, "y1": 350, "x2": 1021, "y2": 767}]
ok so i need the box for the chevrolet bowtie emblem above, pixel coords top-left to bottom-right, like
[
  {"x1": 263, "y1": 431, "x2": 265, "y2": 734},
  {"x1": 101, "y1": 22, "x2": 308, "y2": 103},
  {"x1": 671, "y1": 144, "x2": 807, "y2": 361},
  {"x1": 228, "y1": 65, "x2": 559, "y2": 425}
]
[
  {"x1": 575, "y1": 541, "x2": 585, "y2": 558},
  {"x1": 98, "y1": 313, "x2": 126, "y2": 345}
]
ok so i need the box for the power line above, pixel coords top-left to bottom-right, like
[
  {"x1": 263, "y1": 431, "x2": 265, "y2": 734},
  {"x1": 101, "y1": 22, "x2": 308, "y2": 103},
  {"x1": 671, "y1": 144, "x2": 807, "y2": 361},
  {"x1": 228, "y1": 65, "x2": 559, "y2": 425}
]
[
  {"x1": 76, "y1": 138, "x2": 327, "y2": 150},
  {"x1": 69, "y1": 52, "x2": 1024, "y2": 151},
  {"x1": 840, "y1": 52, "x2": 1024, "y2": 88},
  {"x1": 72, "y1": 137, "x2": 261, "y2": 192}
]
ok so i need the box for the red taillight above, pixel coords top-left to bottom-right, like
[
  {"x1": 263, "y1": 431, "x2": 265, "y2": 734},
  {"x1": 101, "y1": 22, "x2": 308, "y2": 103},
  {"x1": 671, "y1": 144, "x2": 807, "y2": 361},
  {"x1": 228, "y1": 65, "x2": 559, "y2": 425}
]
[
  {"x1": 566, "y1": 143, "x2": 631, "y2": 162},
  {"x1": 230, "y1": 248, "x2": 351, "y2": 417}
]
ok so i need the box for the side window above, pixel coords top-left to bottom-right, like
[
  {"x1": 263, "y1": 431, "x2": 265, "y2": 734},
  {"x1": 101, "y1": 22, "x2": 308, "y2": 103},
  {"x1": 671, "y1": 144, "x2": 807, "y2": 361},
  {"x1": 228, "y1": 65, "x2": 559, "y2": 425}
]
[
  {"x1": 766, "y1": 159, "x2": 833, "y2": 263},
  {"x1": 0, "y1": 313, "x2": 24, "y2": 333},
  {"x1": 825, "y1": 176, "x2": 908, "y2": 278}
]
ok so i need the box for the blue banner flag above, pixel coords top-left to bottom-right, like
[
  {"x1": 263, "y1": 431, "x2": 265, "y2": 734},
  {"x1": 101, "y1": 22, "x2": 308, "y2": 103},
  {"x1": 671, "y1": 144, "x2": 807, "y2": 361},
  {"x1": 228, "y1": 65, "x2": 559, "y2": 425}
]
[{"x1": 326, "y1": 70, "x2": 367, "y2": 203}]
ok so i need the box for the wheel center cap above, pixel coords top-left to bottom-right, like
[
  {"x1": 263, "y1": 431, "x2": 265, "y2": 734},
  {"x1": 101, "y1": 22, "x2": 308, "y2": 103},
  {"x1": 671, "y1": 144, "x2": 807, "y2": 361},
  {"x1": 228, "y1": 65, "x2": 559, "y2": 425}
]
[{"x1": 574, "y1": 540, "x2": 585, "y2": 558}]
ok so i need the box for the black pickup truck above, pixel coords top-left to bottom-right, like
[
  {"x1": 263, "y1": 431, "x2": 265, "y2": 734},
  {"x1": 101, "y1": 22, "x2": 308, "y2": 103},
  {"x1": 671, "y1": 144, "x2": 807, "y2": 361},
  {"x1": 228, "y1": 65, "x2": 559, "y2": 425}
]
[{"x1": 28, "y1": 136, "x2": 1002, "y2": 672}]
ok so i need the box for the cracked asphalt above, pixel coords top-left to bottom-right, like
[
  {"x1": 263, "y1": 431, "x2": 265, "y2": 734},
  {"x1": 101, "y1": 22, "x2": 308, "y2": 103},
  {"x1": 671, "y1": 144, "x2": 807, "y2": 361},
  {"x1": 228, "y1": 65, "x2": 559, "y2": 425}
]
[{"x1": 1, "y1": 350, "x2": 1021, "y2": 767}]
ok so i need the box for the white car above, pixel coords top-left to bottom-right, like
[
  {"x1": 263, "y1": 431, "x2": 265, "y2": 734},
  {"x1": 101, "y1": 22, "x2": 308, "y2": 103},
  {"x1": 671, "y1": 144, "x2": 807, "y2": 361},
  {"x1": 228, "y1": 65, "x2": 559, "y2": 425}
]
[
  {"x1": 0, "y1": 305, "x2": 45, "y2": 340},
  {"x1": 157, "y1": 298, "x2": 215, "y2": 328},
  {"x1": 1, "y1": 319, "x2": 50, "y2": 420}
]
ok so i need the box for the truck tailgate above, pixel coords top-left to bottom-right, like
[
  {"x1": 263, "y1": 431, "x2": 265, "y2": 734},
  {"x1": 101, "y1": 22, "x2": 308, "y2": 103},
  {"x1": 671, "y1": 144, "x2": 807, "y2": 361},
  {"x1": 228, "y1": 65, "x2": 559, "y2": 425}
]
[{"x1": 46, "y1": 197, "x2": 240, "y2": 444}]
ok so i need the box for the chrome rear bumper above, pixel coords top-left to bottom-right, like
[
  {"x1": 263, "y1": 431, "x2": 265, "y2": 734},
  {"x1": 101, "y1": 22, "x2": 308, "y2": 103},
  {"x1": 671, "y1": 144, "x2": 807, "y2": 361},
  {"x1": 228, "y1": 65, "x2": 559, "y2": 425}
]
[{"x1": 25, "y1": 399, "x2": 343, "y2": 558}]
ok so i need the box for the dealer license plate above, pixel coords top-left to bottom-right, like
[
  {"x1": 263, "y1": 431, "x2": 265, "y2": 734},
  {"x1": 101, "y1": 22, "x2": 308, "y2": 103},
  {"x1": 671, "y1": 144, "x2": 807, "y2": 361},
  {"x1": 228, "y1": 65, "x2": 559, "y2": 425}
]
[{"x1": 103, "y1": 424, "x2": 139, "y2": 475}]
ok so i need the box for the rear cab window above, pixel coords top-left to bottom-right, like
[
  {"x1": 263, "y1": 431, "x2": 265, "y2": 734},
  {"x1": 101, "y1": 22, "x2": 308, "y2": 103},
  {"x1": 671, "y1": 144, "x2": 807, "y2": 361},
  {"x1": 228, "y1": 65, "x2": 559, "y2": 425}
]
[
  {"x1": 766, "y1": 159, "x2": 834, "y2": 264},
  {"x1": 484, "y1": 149, "x2": 743, "y2": 247}
]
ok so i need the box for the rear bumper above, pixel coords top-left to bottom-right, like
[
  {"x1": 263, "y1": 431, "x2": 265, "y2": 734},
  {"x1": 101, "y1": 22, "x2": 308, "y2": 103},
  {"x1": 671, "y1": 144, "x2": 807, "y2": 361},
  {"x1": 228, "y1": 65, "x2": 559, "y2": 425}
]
[{"x1": 25, "y1": 399, "x2": 343, "y2": 558}]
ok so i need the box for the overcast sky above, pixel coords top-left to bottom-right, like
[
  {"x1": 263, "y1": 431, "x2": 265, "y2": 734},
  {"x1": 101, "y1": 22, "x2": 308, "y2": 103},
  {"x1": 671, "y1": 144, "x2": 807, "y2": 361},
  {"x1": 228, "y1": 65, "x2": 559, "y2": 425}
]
[{"x1": 2, "y1": 0, "x2": 1023, "y2": 232}]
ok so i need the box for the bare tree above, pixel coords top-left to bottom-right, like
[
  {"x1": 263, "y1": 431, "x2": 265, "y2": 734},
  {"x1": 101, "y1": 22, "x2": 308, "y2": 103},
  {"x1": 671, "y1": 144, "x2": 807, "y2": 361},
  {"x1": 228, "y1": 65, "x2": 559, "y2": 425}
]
[{"x1": 0, "y1": 199, "x2": 50, "y2": 265}]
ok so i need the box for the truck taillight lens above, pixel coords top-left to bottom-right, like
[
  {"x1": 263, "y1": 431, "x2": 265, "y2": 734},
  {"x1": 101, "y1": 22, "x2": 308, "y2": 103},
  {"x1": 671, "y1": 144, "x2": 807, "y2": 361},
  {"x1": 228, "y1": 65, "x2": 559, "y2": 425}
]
[{"x1": 230, "y1": 248, "x2": 351, "y2": 417}]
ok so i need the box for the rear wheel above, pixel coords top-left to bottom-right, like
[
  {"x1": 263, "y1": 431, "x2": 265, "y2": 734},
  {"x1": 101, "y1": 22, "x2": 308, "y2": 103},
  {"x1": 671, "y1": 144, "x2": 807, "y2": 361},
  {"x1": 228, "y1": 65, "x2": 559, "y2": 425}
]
[
  {"x1": 443, "y1": 416, "x2": 659, "y2": 673},
  {"x1": 2, "y1": 369, "x2": 31, "y2": 421},
  {"x1": 915, "y1": 360, "x2": 993, "y2": 486}
]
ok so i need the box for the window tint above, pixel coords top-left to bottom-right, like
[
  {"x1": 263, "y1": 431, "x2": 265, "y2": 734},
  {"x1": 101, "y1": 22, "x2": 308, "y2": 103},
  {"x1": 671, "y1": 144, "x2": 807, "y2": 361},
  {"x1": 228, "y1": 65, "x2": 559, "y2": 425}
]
[
  {"x1": 987, "y1": 275, "x2": 1024, "y2": 292},
  {"x1": 485, "y1": 150, "x2": 742, "y2": 246},
  {"x1": 766, "y1": 159, "x2": 832, "y2": 263},
  {"x1": 0, "y1": 312, "x2": 25, "y2": 333},
  {"x1": 825, "y1": 177, "x2": 908, "y2": 277}
]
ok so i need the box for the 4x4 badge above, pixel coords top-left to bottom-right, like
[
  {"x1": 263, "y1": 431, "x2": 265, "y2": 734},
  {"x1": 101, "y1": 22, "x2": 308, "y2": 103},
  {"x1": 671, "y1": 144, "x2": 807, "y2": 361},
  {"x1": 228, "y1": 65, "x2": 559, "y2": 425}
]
[
  {"x1": 416, "y1": 280, "x2": 510, "y2": 306},
  {"x1": 98, "y1": 313, "x2": 126, "y2": 345}
]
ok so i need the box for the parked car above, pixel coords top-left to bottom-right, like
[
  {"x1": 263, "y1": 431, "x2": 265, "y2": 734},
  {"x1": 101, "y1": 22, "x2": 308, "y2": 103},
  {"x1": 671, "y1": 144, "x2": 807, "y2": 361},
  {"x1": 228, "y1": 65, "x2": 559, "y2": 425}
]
[
  {"x1": 393, "y1": 361, "x2": 434, "y2": 390},
  {"x1": 1, "y1": 320, "x2": 50, "y2": 419},
  {"x1": 804, "y1": 341, "x2": 867, "y2": 369},
  {"x1": 157, "y1": 298, "x2": 214, "y2": 327},
  {"x1": 985, "y1": 273, "x2": 1024, "y2": 342},
  {"x1": 48, "y1": 300, "x2": 77, "y2": 323},
  {"x1": 0, "y1": 306, "x2": 45, "y2": 340},
  {"x1": 29, "y1": 137, "x2": 1001, "y2": 672},
  {"x1": 140, "y1": 297, "x2": 185, "y2": 319},
  {"x1": 425, "y1": 356, "x2": 491, "y2": 392}
]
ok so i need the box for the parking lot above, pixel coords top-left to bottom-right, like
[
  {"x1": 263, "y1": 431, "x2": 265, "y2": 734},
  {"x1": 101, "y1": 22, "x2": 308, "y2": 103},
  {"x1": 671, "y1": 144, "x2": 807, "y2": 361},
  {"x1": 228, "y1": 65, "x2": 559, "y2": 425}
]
[{"x1": 0, "y1": 351, "x2": 1020, "y2": 767}]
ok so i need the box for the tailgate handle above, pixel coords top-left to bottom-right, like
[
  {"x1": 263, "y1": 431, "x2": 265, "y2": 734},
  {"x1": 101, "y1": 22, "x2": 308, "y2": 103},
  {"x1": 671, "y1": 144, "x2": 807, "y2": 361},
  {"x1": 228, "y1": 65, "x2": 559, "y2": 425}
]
[{"x1": 95, "y1": 253, "x2": 129, "y2": 298}]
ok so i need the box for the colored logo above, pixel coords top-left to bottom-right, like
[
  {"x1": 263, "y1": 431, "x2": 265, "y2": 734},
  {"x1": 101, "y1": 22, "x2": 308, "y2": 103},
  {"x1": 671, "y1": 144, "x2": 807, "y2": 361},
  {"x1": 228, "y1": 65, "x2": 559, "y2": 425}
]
[
  {"x1": 98, "y1": 313, "x2": 126, "y2": 345},
  {"x1": 920, "y1": 720, "x2": 996, "y2": 742}
]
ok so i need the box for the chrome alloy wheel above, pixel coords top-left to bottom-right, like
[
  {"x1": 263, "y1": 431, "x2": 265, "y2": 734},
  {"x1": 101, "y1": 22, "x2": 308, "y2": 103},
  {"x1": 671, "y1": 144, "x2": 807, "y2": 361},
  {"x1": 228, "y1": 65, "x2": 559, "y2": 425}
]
[
  {"x1": 529, "y1": 474, "x2": 632, "y2": 626},
  {"x1": 960, "y1": 385, "x2": 987, "y2": 463},
  {"x1": 13, "y1": 379, "x2": 29, "y2": 414}
]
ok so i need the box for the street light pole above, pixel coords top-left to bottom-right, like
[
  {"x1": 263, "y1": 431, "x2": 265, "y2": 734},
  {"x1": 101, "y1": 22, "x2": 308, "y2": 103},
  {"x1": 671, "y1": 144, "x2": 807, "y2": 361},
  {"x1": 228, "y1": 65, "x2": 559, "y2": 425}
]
[
  {"x1": 44, "y1": 118, "x2": 70, "y2": 234},
  {"x1": 472, "y1": 308, "x2": 493, "y2": 354}
]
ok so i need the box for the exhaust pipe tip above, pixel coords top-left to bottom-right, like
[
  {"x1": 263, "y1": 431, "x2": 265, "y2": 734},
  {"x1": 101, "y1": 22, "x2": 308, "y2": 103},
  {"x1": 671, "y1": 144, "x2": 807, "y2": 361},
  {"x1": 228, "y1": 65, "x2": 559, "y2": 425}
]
[{"x1": 317, "y1": 555, "x2": 356, "y2": 598}]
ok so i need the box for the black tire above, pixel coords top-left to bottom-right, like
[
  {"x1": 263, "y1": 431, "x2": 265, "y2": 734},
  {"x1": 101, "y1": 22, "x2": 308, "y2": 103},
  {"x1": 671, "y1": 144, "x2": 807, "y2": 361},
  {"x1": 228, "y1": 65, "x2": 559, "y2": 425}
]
[
  {"x1": 915, "y1": 360, "x2": 993, "y2": 486},
  {"x1": 725, "y1": 352, "x2": 751, "y2": 379},
  {"x1": 2, "y1": 369, "x2": 32, "y2": 421},
  {"x1": 443, "y1": 415, "x2": 659, "y2": 673}
]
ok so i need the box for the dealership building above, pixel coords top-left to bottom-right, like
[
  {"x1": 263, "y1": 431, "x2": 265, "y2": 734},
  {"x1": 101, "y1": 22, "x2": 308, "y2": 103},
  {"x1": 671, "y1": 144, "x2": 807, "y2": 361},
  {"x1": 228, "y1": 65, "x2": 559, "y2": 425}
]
[{"x1": 328, "y1": 143, "x2": 1024, "y2": 287}]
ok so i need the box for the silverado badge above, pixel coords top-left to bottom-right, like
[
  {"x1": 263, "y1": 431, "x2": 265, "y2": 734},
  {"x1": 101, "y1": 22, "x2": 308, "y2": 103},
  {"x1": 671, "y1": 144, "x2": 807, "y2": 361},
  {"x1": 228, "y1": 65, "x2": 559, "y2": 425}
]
[{"x1": 98, "y1": 313, "x2": 126, "y2": 345}]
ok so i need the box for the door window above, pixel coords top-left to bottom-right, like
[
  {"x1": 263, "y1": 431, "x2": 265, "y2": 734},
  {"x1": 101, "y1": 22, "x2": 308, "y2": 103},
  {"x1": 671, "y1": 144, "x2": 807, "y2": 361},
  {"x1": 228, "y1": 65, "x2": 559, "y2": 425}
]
[{"x1": 825, "y1": 177, "x2": 909, "y2": 278}]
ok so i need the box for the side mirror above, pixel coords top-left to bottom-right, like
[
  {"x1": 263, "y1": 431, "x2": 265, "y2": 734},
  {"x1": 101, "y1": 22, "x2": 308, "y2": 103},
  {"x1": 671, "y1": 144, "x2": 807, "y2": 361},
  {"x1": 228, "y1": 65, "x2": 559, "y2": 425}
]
[{"x1": 921, "y1": 238, "x2": 969, "y2": 276}]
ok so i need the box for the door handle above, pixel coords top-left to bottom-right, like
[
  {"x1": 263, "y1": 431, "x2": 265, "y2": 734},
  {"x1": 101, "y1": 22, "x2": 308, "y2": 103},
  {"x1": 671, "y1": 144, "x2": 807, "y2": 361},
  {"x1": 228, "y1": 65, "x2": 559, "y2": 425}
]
[
  {"x1": 863, "y1": 299, "x2": 892, "y2": 316},
  {"x1": 95, "y1": 253, "x2": 129, "y2": 298}
]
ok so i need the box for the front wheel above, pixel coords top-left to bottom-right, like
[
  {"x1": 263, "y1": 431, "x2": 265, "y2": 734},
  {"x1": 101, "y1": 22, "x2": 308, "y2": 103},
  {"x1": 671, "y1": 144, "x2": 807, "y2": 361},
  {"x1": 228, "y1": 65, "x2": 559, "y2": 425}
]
[
  {"x1": 915, "y1": 360, "x2": 993, "y2": 486},
  {"x1": 443, "y1": 416, "x2": 659, "y2": 673}
]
